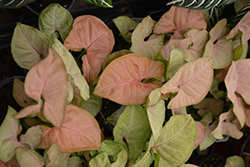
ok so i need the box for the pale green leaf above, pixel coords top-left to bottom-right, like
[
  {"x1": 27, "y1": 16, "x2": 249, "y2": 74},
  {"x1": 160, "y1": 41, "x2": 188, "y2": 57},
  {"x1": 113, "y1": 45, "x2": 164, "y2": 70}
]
[
  {"x1": 15, "y1": 147, "x2": 45, "y2": 167},
  {"x1": 210, "y1": 78, "x2": 226, "y2": 99},
  {"x1": 39, "y1": 3, "x2": 73, "y2": 41},
  {"x1": 81, "y1": 84, "x2": 102, "y2": 117},
  {"x1": 130, "y1": 16, "x2": 164, "y2": 60},
  {"x1": 89, "y1": 152, "x2": 111, "y2": 167},
  {"x1": 146, "y1": 88, "x2": 165, "y2": 141},
  {"x1": 11, "y1": 23, "x2": 52, "y2": 70},
  {"x1": 68, "y1": 156, "x2": 84, "y2": 167},
  {"x1": 107, "y1": 106, "x2": 126, "y2": 127},
  {"x1": 46, "y1": 143, "x2": 61, "y2": 167},
  {"x1": 111, "y1": 149, "x2": 128, "y2": 167},
  {"x1": 225, "y1": 155, "x2": 245, "y2": 167},
  {"x1": 113, "y1": 105, "x2": 151, "y2": 161},
  {"x1": 0, "y1": 106, "x2": 22, "y2": 162},
  {"x1": 67, "y1": 75, "x2": 75, "y2": 103},
  {"x1": 131, "y1": 151, "x2": 154, "y2": 167},
  {"x1": 19, "y1": 125, "x2": 43, "y2": 150},
  {"x1": 113, "y1": 16, "x2": 139, "y2": 43},
  {"x1": 168, "y1": 49, "x2": 185, "y2": 78},
  {"x1": 52, "y1": 39, "x2": 89, "y2": 101},
  {"x1": 151, "y1": 115, "x2": 197, "y2": 167},
  {"x1": 199, "y1": 112, "x2": 218, "y2": 151}
]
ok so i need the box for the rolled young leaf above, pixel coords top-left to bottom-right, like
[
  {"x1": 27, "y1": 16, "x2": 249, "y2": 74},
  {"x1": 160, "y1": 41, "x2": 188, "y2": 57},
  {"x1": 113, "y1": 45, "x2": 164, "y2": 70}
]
[{"x1": 94, "y1": 54, "x2": 165, "y2": 105}]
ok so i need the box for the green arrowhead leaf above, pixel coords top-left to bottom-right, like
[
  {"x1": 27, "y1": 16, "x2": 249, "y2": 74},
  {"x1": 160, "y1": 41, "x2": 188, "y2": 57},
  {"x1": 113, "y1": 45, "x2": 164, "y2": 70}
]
[
  {"x1": 39, "y1": 3, "x2": 73, "y2": 41},
  {"x1": 68, "y1": 156, "x2": 84, "y2": 167},
  {"x1": 11, "y1": 23, "x2": 52, "y2": 70},
  {"x1": 113, "y1": 105, "x2": 151, "y2": 161},
  {"x1": 89, "y1": 152, "x2": 111, "y2": 167},
  {"x1": 225, "y1": 155, "x2": 245, "y2": 167},
  {"x1": 151, "y1": 115, "x2": 197, "y2": 166},
  {"x1": 0, "y1": 106, "x2": 22, "y2": 162}
]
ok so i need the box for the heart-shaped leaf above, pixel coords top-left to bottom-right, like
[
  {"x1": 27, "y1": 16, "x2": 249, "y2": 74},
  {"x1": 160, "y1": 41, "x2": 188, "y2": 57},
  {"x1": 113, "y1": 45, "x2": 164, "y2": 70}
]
[
  {"x1": 184, "y1": 29, "x2": 209, "y2": 62},
  {"x1": 68, "y1": 156, "x2": 84, "y2": 167},
  {"x1": 203, "y1": 19, "x2": 233, "y2": 69},
  {"x1": 15, "y1": 147, "x2": 45, "y2": 167},
  {"x1": 11, "y1": 23, "x2": 52, "y2": 70},
  {"x1": 113, "y1": 105, "x2": 151, "y2": 161},
  {"x1": 226, "y1": 11, "x2": 250, "y2": 45},
  {"x1": 38, "y1": 104, "x2": 101, "y2": 152},
  {"x1": 161, "y1": 57, "x2": 213, "y2": 109},
  {"x1": 212, "y1": 109, "x2": 243, "y2": 139},
  {"x1": 52, "y1": 39, "x2": 89, "y2": 101},
  {"x1": 64, "y1": 15, "x2": 115, "y2": 83},
  {"x1": 113, "y1": 16, "x2": 139, "y2": 43},
  {"x1": 14, "y1": 49, "x2": 68, "y2": 127},
  {"x1": 146, "y1": 88, "x2": 165, "y2": 141},
  {"x1": 19, "y1": 125, "x2": 43, "y2": 150},
  {"x1": 46, "y1": 143, "x2": 62, "y2": 167},
  {"x1": 111, "y1": 149, "x2": 128, "y2": 167},
  {"x1": 224, "y1": 59, "x2": 250, "y2": 127},
  {"x1": 168, "y1": 49, "x2": 185, "y2": 78},
  {"x1": 39, "y1": 3, "x2": 73, "y2": 41},
  {"x1": 199, "y1": 112, "x2": 218, "y2": 151},
  {"x1": 153, "y1": 6, "x2": 207, "y2": 39},
  {"x1": 210, "y1": 78, "x2": 226, "y2": 99},
  {"x1": 151, "y1": 115, "x2": 197, "y2": 166},
  {"x1": 13, "y1": 78, "x2": 35, "y2": 107},
  {"x1": 131, "y1": 151, "x2": 154, "y2": 167},
  {"x1": 89, "y1": 152, "x2": 111, "y2": 167},
  {"x1": 0, "y1": 106, "x2": 22, "y2": 162},
  {"x1": 130, "y1": 16, "x2": 165, "y2": 59},
  {"x1": 193, "y1": 98, "x2": 224, "y2": 116},
  {"x1": 95, "y1": 54, "x2": 165, "y2": 105}
]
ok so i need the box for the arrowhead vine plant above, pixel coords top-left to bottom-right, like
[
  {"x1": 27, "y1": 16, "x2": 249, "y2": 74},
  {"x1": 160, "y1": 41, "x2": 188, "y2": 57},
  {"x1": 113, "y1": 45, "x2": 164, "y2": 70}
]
[{"x1": 1, "y1": 0, "x2": 250, "y2": 166}]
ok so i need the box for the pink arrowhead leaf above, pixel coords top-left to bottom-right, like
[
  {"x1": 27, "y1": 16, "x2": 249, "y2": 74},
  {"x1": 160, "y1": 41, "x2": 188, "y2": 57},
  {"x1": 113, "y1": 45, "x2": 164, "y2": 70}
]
[
  {"x1": 226, "y1": 11, "x2": 250, "y2": 45},
  {"x1": 13, "y1": 78, "x2": 35, "y2": 108},
  {"x1": 0, "y1": 106, "x2": 22, "y2": 162},
  {"x1": 184, "y1": 29, "x2": 209, "y2": 62},
  {"x1": 225, "y1": 59, "x2": 250, "y2": 127},
  {"x1": 14, "y1": 49, "x2": 68, "y2": 127},
  {"x1": 193, "y1": 98, "x2": 224, "y2": 117},
  {"x1": 159, "y1": 38, "x2": 191, "y2": 61},
  {"x1": 130, "y1": 16, "x2": 165, "y2": 59},
  {"x1": 38, "y1": 104, "x2": 101, "y2": 152},
  {"x1": 194, "y1": 122, "x2": 205, "y2": 149},
  {"x1": 64, "y1": 15, "x2": 115, "y2": 83},
  {"x1": 161, "y1": 57, "x2": 213, "y2": 109},
  {"x1": 94, "y1": 54, "x2": 166, "y2": 105},
  {"x1": 203, "y1": 19, "x2": 233, "y2": 69},
  {"x1": 153, "y1": 6, "x2": 207, "y2": 39},
  {"x1": 212, "y1": 109, "x2": 243, "y2": 139}
]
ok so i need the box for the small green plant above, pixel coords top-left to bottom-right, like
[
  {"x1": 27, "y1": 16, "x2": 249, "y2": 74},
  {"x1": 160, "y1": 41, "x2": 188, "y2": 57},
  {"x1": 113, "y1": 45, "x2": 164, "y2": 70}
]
[{"x1": 0, "y1": 1, "x2": 250, "y2": 166}]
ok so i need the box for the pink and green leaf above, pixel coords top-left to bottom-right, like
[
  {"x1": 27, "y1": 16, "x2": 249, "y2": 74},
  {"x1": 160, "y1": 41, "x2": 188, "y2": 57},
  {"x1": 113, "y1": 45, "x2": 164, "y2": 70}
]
[
  {"x1": 225, "y1": 155, "x2": 246, "y2": 167},
  {"x1": 64, "y1": 15, "x2": 115, "y2": 83},
  {"x1": 14, "y1": 49, "x2": 68, "y2": 127},
  {"x1": 224, "y1": 59, "x2": 250, "y2": 127},
  {"x1": 161, "y1": 57, "x2": 213, "y2": 109},
  {"x1": 15, "y1": 147, "x2": 45, "y2": 167},
  {"x1": 153, "y1": 6, "x2": 207, "y2": 39},
  {"x1": 0, "y1": 106, "x2": 22, "y2": 162},
  {"x1": 203, "y1": 19, "x2": 233, "y2": 69},
  {"x1": 130, "y1": 16, "x2": 165, "y2": 59},
  {"x1": 193, "y1": 98, "x2": 224, "y2": 117},
  {"x1": 113, "y1": 16, "x2": 139, "y2": 43},
  {"x1": 0, "y1": 158, "x2": 20, "y2": 167},
  {"x1": 13, "y1": 78, "x2": 35, "y2": 108},
  {"x1": 52, "y1": 39, "x2": 89, "y2": 100},
  {"x1": 94, "y1": 54, "x2": 165, "y2": 105},
  {"x1": 11, "y1": 23, "x2": 52, "y2": 70},
  {"x1": 113, "y1": 105, "x2": 151, "y2": 161},
  {"x1": 212, "y1": 109, "x2": 243, "y2": 139},
  {"x1": 226, "y1": 11, "x2": 250, "y2": 45},
  {"x1": 194, "y1": 122, "x2": 205, "y2": 149},
  {"x1": 38, "y1": 104, "x2": 101, "y2": 152},
  {"x1": 168, "y1": 49, "x2": 185, "y2": 79}
]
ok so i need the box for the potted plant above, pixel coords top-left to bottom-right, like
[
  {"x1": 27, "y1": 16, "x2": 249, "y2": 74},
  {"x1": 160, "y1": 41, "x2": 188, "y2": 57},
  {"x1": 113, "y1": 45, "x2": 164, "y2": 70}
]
[{"x1": 1, "y1": 0, "x2": 250, "y2": 166}]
